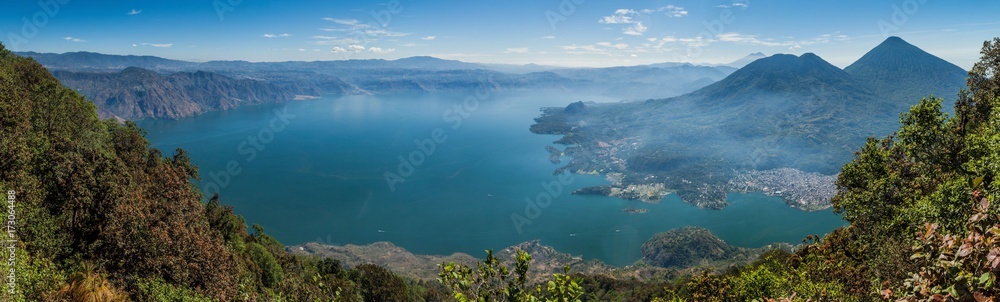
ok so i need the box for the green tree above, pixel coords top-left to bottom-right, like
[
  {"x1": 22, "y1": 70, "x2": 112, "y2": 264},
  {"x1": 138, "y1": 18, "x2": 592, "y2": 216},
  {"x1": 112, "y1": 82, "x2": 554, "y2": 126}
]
[
  {"x1": 438, "y1": 249, "x2": 584, "y2": 302},
  {"x1": 350, "y1": 263, "x2": 409, "y2": 302}
]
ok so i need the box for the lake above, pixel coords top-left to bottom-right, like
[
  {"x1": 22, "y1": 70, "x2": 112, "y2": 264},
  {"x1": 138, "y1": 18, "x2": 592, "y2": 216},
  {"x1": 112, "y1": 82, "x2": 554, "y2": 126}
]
[{"x1": 138, "y1": 90, "x2": 846, "y2": 266}]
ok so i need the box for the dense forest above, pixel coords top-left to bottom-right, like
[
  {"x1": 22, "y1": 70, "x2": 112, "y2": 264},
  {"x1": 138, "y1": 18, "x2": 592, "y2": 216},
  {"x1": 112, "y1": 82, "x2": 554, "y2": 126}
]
[
  {"x1": 0, "y1": 42, "x2": 447, "y2": 301},
  {"x1": 2, "y1": 36, "x2": 1000, "y2": 301}
]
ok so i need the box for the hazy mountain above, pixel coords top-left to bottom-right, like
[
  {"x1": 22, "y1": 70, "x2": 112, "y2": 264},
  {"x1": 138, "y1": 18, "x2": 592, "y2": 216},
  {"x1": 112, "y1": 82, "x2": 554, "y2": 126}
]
[
  {"x1": 20, "y1": 50, "x2": 735, "y2": 100},
  {"x1": 15, "y1": 51, "x2": 196, "y2": 72},
  {"x1": 479, "y1": 62, "x2": 567, "y2": 74},
  {"x1": 640, "y1": 52, "x2": 891, "y2": 174},
  {"x1": 50, "y1": 66, "x2": 595, "y2": 119},
  {"x1": 724, "y1": 52, "x2": 767, "y2": 68},
  {"x1": 845, "y1": 36, "x2": 968, "y2": 106},
  {"x1": 551, "y1": 63, "x2": 737, "y2": 100},
  {"x1": 53, "y1": 67, "x2": 299, "y2": 120},
  {"x1": 632, "y1": 53, "x2": 908, "y2": 173},
  {"x1": 386, "y1": 56, "x2": 487, "y2": 70},
  {"x1": 531, "y1": 47, "x2": 935, "y2": 208},
  {"x1": 684, "y1": 53, "x2": 872, "y2": 102},
  {"x1": 18, "y1": 51, "x2": 487, "y2": 73}
]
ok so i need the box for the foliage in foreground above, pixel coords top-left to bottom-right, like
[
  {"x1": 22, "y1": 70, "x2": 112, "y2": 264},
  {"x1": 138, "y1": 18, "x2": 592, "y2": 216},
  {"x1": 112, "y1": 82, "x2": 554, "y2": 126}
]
[
  {"x1": 0, "y1": 42, "x2": 439, "y2": 302},
  {"x1": 438, "y1": 249, "x2": 584, "y2": 302}
]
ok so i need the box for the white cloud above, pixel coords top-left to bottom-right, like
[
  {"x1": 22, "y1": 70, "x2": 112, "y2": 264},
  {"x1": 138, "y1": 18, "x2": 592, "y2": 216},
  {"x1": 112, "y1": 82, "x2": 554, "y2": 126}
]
[
  {"x1": 263, "y1": 33, "x2": 291, "y2": 38},
  {"x1": 678, "y1": 37, "x2": 714, "y2": 47},
  {"x1": 321, "y1": 17, "x2": 409, "y2": 39},
  {"x1": 600, "y1": 6, "x2": 680, "y2": 36},
  {"x1": 596, "y1": 42, "x2": 629, "y2": 50},
  {"x1": 561, "y1": 44, "x2": 608, "y2": 55},
  {"x1": 561, "y1": 42, "x2": 634, "y2": 56},
  {"x1": 505, "y1": 47, "x2": 529, "y2": 54},
  {"x1": 659, "y1": 5, "x2": 688, "y2": 18},
  {"x1": 634, "y1": 36, "x2": 681, "y2": 52},
  {"x1": 139, "y1": 43, "x2": 173, "y2": 48},
  {"x1": 710, "y1": 32, "x2": 850, "y2": 50},
  {"x1": 331, "y1": 44, "x2": 394, "y2": 54},
  {"x1": 63, "y1": 36, "x2": 85, "y2": 42},
  {"x1": 717, "y1": 33, "x2": 787, "y2": 47},
  {"x1": 312, "y1": 36, "x2": 360, "y2": 45},
  {"x1": 368, "y1": 47, "x2": 395, "y2": 54},
  {"x1": 127, "y1": 9, "x2": 142, "y2": 15},
  {"x1": 421, "y1": 36, "x2": 436, "y2": 40},
  {"x1": 363, "y1": 28, "x2": 408, "y2": 37},
  {"x1": 599, "y1": 9, "x2": 638, "y2": 24},
  {"x1": 623, "y1": 22, "x2": 648, "y2": 36},
  {"x1": 323, "y1": 18, "x2": 359, "y2": 26},
  {"x1": 541, "y1": 35, "x2": 556, "y2": 39},
  {"x1": 717, "y1": 2, "x2": 750, "y2": 9}
]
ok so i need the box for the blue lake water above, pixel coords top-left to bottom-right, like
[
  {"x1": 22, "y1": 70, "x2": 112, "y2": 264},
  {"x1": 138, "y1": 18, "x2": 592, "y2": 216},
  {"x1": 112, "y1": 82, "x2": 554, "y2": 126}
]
[{"x1": 138, "y1": 91, "x2": 846, "y2": 266}]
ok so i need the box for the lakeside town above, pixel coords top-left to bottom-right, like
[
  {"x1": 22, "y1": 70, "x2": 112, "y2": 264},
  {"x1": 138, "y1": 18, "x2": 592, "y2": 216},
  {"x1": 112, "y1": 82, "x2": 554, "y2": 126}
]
[{"x1": 727, "y1": 168, "x2": 837, "y2": 211}]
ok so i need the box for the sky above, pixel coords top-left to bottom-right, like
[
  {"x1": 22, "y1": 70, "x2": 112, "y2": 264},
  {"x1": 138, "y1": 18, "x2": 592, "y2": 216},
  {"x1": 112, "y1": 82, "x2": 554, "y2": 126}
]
[{"x1": 2, "y1": 0, "x2": 999, "y2": 69}]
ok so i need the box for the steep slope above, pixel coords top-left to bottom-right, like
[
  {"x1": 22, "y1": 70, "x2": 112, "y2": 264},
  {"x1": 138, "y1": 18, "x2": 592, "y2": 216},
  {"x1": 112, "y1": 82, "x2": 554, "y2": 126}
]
[
  {"x1": 53, "y1": 67, "x2": 297, "y2": 119},
  {"x1": 845, "y1": 36, "x2": 968, "y2": 106},
  {"x1": 0, "y1": 43, "x2": 238, "y2": 300}
]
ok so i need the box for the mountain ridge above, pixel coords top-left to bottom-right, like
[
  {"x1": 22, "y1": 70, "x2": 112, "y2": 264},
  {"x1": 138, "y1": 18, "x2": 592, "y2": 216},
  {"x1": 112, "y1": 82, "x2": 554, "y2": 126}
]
[
  {"x1": 21, "y1": 51, "x2": 740, "y2": 119},
  {"x1": 52, "y1": 67, "x2": 301, "y2": 120}
]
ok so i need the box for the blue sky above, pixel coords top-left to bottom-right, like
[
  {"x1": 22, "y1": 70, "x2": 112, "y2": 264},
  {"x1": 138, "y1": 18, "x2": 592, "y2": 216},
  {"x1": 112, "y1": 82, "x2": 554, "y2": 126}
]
[{"x1": 2, "y1": 0, "x2": 999, "y2": 68}]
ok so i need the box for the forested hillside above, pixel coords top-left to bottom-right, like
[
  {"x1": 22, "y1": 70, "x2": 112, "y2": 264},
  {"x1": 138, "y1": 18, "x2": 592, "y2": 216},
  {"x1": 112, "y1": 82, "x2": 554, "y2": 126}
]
[{"x1": 0, "y1": 43, "x2": 443, "y2": 301}]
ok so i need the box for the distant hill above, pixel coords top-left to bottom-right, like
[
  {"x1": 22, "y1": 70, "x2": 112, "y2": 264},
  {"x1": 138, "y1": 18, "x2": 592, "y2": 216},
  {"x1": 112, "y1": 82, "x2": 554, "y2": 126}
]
[
  {"x1": 551, "y1": 63, "x2": 736, "y2": 100},
  {"x1": 684, "y1": 53, "x2": 876, "y2": 108},
  {"x1": 724, "y1": 52, "x2": 767, "y2": 68},
  {"x1": 641, "y1": 227, "x2": 763, "y2": 268},
  {"x1": 16, "y1": 51, "x2": 487, "y2": 73},
  {"x1": 15, "y1": 51, "x2": 196, "y2": 71},
  {"x1": 845, "y1": 36, "x2": 968, "y2": 106},
  {"x1": 53, "y1": 67, "x2": 300, "y2": 119},
  {"x1": 531, "y1": 37, "x2": 957, "y2": 209}
]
